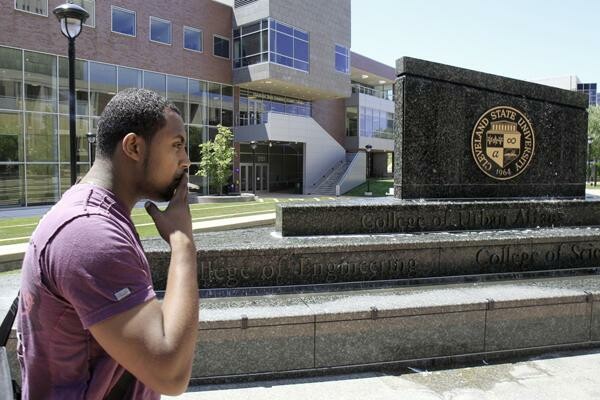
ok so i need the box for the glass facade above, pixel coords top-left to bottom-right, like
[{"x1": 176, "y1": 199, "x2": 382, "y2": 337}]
[
  {"x1": 578, "y1": 83, "x2": 599, "y2": 107},
  {"x1": 238, "y1": 89, "x2": 311, "y2": 126},
  {"x1": 233, "y1": 18, "x2": 309, "y2": 72},
  {"x1": 358, "y1": 107, "x2": 393, "y2": 139},
  {"x1": 351, "y1": 81, "x2": 393, "y2": 101},
  {"x1": 112, "y1": 6, "x2": 136, "y2": 36},
  {"x1": 335, "y1": 45, "x2": 349, "y2": 74},
  {"x1": 0, "y1": 45, "x2": 232, "y2": 206}
]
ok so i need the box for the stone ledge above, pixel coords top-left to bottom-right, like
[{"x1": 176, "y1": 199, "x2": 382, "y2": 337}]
[
  {"x1": 276, "y1": 198, "x2": 600, "y2": 236},
  {"x1": 7, "y1": 275, "x2": 600, "y2": 383}
]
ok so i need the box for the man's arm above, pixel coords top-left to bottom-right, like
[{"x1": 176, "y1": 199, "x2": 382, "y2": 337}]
[{"x1": 89, "y1": 175, "x2": 198, "y2": 395}]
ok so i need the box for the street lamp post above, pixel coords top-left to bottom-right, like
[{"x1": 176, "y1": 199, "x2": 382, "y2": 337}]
[
  {"x1": 86, "y1": 132, "x2": 96, "y2": 168},
  {"x1": 365, "y1": 144, "x2": 372, "y2": 195},
  {"x1": 250, "y1": 141, "x2": 257, "y2": 195},
  {"x1": 53, "y1": 3, "x2": 89, "y2": 186}
]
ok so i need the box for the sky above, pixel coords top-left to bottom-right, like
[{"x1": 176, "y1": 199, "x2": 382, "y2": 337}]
[{"x1": 351, "y1": 0, "x2": 600, "y2": 84}]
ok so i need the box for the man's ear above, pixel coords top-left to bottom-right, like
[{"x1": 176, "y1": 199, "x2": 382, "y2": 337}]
[{"x1": 121, "y1": 132, "x2": 145, "y2": 162}]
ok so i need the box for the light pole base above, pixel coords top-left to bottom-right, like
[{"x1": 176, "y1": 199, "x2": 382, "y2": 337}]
[{"x1": 364, "y1": 192, "x2": 373, "y2": 196}]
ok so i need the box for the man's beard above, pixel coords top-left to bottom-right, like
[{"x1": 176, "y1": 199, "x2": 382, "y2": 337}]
[
  {"x1": 142, "y1": 151, "x2": 183, "y2": 202},
  {"x1": 161, "y1": 174, "x2": 183, "y2": 201}
]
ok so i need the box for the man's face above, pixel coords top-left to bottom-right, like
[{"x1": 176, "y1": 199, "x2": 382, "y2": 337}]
[{"x1": 141, "y1": 109, "x2": 190, "y2": 201}]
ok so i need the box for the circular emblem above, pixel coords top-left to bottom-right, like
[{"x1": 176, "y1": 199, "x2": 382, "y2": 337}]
[{"x1": 471, "y1": 106, "x2": 535, "y2": 180}]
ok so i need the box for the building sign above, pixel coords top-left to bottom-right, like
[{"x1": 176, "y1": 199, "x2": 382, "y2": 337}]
[{"x1": 471, "y1": 106, "x2": 535, "y2": 180}]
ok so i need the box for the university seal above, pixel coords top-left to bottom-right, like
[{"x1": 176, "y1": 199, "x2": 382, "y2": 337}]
[{"x1": 471, "y1": 106, "x2": 535, "y2": 180}]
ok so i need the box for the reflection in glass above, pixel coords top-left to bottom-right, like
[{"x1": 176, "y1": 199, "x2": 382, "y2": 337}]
[
  {"x1": 150, "y1": 17, "x2": 171, "y2": 44},
  {"x1": 25, "y1": 113, "x2": 58, "y2": 162},
  {"x1": 60, "y1": 163, "x2": 89, "y2": 194},
  {"x1": 59, "y1": 115, "x2": 89, "y2": 163},
  {"x1": 59, "y1": 57, "x2": 89, "y2": 115},
  {"x1": 0, "y1": 112, "x2": 23, "y2": 162},
  {"x1": 24, "y1": 51, "x2": 57, "y2": 113},
  {"x1": 167, "y1": 76, "x2": 188, "y2": 123},
  {"x1": 184, "y1": 27, "x2": 202, "y2": 52},
  {"x1": 208, "y1": 83, "x2": 221, "y2": 126},
  {"x1": 90, "y1": 62, "x2": 117, "y2": 116},
  {"x1": 118, "y1": 66, "x2": 142, "y2": 91},
  {"x1": 0, "y1": 164, "x2": 24, "y2": 206},
  {"x1": 26, "y1": 164, "x2": 59, "y2": 204},
  {"x1": 144, "y1": 71, "x2": 166, "y2": 97},
  {"x1": 188, "y1": 125, "x2": 205, "y2": 163},
  {"x1": 221, "y1": 85, "x2": 233, "y2": 127},
  {"x1": 189, "y1": 79, "x2": 206, "y2": 125},
  {"x1": 15, "y1": 0, "x2": 47, "y2": 15},
  {"x1": 0, "y1": 47, "x2": 23, "y2": 110},
  {"x1": 112, "y1": 7, "x2": 136, "y2": 36}
]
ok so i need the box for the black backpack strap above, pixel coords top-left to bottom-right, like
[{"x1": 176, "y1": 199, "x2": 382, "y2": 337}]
[
  {"x1": 104, "y1": 370, "x2": 135, "y2": 400},
  {"x1": 1, "y1": 294, "x2": 19, "y2": 347}
]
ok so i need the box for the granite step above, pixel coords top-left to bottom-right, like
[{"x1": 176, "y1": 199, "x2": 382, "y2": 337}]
[
  {"x1": 6, "y1": 274, "x2": 600, "y2": 385},
  {"x1": 144, "y1": 226, "x2": 600, "y2": 292},
  {"x1": 276, "y1": 198, "x2": 600, "y2": 236}
]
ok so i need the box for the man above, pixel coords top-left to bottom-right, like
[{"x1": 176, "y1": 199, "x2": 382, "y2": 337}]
[{"x1": 17, "y1": 88, "x2": 198, "y2": 398}]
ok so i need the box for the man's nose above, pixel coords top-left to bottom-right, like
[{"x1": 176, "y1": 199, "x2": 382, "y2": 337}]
[{"x1": 181, "y1": 149, "x2": 191, "y2": 169}]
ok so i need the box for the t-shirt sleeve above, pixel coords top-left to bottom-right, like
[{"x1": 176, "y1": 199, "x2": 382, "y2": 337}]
[{"x1": 49, "y1": 215, "x2": 156, "y2": 329}]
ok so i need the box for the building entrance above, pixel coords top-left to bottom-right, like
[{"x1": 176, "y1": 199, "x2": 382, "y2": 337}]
[{"x1": 240, "y1": 163, "x2": 269, "y2": 193}]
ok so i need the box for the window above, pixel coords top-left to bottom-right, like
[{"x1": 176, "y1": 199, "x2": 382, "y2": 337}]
[
  {"x1": 117, "y1": 66, "x2": 142, "y2": 90},
  {"x1": 269, "y1": 19, "x2": 309, "y2": 72},
  {"x1": 213, "y1": 35, "x2": 230, "y2": 59},
  {"x1": 184, "y1": 27, "x2": 203, "y2": 52},
  {"x1": 238, "y1": 89, "x2": 311, "y2": 126},
  {"x1": 111, "y1": 6, "x2": 136, "y2": 36},
  {"x1": 233, "y1": 18, "x2": 309, "y2": 71},
  {"x1": 70, "y1": 0, "x2": 95, "y2": 27},
  {"x1": 233, "y1": 19, "x2": 268, "y2": 68},
  {"x1": 150, "y1": 16, "x2": 171, "y2": 45},
  {"x1": 0, "y1": 47, "x2": 23, "y2": 110},
  {"x1": 15, "y1": 0, "x2": 47, "y2": 16},
  {"x1": 24, "y1": 51, "x2": 57, "y2": 113},
  {"x1": 143, "y1": 71, "x2": 166, "y2": 97},
  {"x1": 167, "y1": 75, "x2": 188, "y2": 123},
  {"x1": 335, "y1": 45, "x2": 349, "y2": 74},
  {"x1": 89, "y1": 62, "x2": 116, "y2": 116}
]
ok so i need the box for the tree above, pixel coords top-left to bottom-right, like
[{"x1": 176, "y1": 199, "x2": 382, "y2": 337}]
[
  {"x1": 589, "y1": 106, "x2": 600, "y2": 159},
  {"x1": 196, "y1": 124, "x2": 234, "y2": 195}
]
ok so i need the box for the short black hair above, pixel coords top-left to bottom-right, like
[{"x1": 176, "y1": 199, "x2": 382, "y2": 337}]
[{"x1": 96, "y1": 88, "x2": 180, "y2": 157}]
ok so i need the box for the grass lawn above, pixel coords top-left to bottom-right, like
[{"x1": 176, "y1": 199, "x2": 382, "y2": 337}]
[
  {"x1": 0, "y1": 196, "x2": 334, "y2": 245},
  {"x1": 344, "y1": 179, "x2": 394, "y2": 197}
]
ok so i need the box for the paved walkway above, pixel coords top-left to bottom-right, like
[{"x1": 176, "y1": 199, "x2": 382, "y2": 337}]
[{"x1": 165, "y1": 349, "x2": 600, "y2": 399}]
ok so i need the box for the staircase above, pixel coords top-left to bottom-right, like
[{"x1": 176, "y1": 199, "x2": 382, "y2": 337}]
[{"x1": 310, "y1": 158, "x2": 351, "y2": 196}]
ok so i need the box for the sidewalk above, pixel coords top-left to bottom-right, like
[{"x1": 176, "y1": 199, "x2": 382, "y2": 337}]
[{"x1": 165, "y1": 349, "x2": 600, "y2": 399}]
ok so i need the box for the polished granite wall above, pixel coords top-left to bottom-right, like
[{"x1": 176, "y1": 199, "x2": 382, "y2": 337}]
[{"x1": 393, "y1": 57, "x2": 589, "y2": 200}]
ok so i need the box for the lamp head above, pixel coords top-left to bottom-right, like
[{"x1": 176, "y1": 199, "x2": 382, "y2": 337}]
[
  {"x1": 86, "y1": 132, "x2": 96, "y2": 144},
  {"x1": 53, "y1": 3, "x2": 89, "y2": 40}
]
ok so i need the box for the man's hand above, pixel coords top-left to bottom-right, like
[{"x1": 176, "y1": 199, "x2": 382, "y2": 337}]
[
  {"x1": 90, "y1": 172, "x2": 199, "y2": 395},
  {"x1": 145, "y1": 173, "x2": 194, "y2": 246}
]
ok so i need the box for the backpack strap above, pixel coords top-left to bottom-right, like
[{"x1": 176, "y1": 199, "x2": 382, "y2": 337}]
[{"x1": 0, "y1": 294, "x2": 19, "y2": 347}]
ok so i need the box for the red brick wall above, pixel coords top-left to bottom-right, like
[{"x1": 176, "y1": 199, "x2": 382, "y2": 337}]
[
  {"x1": 0, "y1": 0, "x2": 233, "y2": 84},
  {"x1": 312, "y1": 98, "x2": 346, "y2": 147}
]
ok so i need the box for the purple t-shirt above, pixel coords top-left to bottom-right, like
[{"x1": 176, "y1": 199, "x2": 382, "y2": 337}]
[{"x1": 17, "y1": 184, "x2": 159, "y2": 399}]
